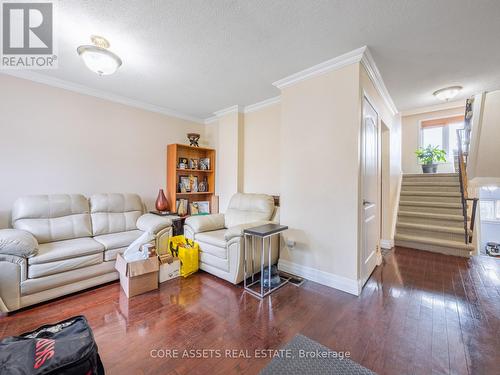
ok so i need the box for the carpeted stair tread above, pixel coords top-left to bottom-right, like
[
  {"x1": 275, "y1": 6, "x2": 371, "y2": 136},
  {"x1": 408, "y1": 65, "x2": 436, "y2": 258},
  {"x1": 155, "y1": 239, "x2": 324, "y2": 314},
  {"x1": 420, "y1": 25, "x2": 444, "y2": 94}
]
[
  {"x1": 398, "y1": 210, "x2": 466, "y2": 221},
  {"x1": 397, "y1": 222, "x2": 471, "y2": 235},
  {"x1": 401, "y1": 191, "x2": 461, "y2": 197},
  {"x1": 395, "y1": 234, "x2": 474, "y2": 250},
  {"x1": 402, "y1": 181, "x2": 460, "y2": 187},
  {"x1": 403, "y1": 173, "x2": 459, "y2": 178},
  {"x1": 399, "y1": 200, "x2": 463, "y2": 209}
]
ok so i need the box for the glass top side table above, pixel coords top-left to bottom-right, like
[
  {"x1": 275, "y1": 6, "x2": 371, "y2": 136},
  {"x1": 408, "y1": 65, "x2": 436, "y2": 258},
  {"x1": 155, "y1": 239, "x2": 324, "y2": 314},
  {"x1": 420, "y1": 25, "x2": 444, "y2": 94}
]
[{"x1": 243, "y1": 223, "x2": 289, "y2": 299}]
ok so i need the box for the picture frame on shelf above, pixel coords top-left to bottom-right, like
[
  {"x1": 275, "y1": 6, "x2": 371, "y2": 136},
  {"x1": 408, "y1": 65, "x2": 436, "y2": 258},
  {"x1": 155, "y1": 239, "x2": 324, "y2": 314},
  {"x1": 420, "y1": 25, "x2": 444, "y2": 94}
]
[
  {"x1": 189, "y1": 158, "x2": 199, "y2": 169},
  {"x1": 189, "y1": 202, "x2": 199, "y2": 215},
  {"x1": 199, "y1": 157, "x2": 210, "y2": 170},
  {"x1": 178, "y1": 157, "x2": 188, "y2": 169},
  {"x1": 196, "y1": 201, "x2": 210, "y2": 214},
  {"x1": 179, "y1": 176, "x2": 190, "y2": 192}
]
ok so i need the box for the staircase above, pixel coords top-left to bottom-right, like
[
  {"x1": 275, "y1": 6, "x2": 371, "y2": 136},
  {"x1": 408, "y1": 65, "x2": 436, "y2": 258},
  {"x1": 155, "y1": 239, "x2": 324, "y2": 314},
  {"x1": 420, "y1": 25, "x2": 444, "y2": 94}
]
[{"x1": 395, "y1": 173, "x2": 474, "y2": 257}]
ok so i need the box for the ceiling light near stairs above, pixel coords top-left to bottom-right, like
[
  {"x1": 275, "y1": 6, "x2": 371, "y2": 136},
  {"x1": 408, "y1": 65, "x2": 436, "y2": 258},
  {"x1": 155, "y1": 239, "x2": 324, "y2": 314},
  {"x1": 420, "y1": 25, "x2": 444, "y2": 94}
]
[
  {"x1": 433, "y1": 86, "x2": 463, "y2": 101},
  {"x1": 77, "y1": 35, "x2": 122, "y2": 76}
]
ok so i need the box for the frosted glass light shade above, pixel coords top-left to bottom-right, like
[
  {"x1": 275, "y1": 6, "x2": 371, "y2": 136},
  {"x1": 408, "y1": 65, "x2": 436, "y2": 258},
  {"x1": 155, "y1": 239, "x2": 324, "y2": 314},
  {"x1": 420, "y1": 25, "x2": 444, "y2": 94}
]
[
  {"x1": 77, "y1": 45, "x2": 122, "y2": 76},
  {"x1": 433, "y1": 86, "x2": 462, "y2": 101}
]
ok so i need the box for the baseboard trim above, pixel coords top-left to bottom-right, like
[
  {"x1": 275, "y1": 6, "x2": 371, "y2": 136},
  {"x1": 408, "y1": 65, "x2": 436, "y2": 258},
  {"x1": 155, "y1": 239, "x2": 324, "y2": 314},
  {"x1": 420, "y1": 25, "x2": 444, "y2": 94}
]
[
  {"x1": 380, "y1": 239, "x2": 394, "y2": 249},
  {"x1": 278, "y1": 259, "x2": 360, "y2": 296}
]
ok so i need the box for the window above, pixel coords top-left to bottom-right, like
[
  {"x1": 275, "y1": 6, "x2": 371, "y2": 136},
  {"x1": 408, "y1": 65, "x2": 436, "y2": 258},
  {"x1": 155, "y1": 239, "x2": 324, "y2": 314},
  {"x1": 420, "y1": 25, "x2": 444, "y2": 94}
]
[
  {"x1": 420, "y1": 115, "x2": 464, "y2": 162},
  {"x1": 480, "y1": 200, "x2": 500, "y2": 221}
]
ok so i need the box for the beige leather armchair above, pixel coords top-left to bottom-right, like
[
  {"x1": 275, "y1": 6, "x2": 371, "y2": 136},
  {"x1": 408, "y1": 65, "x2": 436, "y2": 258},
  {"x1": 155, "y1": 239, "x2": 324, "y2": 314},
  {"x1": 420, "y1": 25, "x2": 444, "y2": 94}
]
[
  {"x1": 184, "y1": 193, "x2": 279, "y2": 284},
  {"x1": 0, "y1": 193, "x2": 172, "y2": 313}
]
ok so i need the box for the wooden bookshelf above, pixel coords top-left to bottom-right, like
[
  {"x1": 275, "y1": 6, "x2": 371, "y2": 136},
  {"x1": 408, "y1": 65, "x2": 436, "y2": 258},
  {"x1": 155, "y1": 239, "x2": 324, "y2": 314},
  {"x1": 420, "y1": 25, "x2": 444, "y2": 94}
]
[{"x1": 166, "y1": 144, "x2": 216, "y2": 215}]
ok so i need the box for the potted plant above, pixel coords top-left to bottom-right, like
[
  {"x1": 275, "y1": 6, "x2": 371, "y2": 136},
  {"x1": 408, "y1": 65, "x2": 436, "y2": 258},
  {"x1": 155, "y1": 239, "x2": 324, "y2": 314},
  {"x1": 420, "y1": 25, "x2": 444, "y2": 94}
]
[{"x1": 415, "y1": 145, "x2": 447, "y2": 173}]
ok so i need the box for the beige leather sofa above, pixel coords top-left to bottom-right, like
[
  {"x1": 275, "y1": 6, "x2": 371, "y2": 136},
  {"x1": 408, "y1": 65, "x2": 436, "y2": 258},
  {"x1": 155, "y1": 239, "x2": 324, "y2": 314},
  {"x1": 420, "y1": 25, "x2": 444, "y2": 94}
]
[
  {"x1": 184, "y1": 193, "x2": 279, "y2": 284},
  {"x1": 0, "y1": 193, "x2": 172, "y2": 313}
]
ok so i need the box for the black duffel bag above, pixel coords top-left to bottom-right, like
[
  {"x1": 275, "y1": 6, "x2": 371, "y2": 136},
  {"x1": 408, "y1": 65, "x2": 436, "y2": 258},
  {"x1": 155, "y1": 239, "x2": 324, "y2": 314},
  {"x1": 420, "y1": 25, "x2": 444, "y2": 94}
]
[{"x1": 0, "y1": 315, "x2": 105, "y2": 375}]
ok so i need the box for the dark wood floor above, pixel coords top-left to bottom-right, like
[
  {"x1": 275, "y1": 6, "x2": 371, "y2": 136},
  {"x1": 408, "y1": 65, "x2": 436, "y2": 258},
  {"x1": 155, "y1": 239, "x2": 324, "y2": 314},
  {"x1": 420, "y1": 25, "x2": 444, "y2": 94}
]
[{"x1": 1, "y1": 247, "x2": 499, "y2": 375}]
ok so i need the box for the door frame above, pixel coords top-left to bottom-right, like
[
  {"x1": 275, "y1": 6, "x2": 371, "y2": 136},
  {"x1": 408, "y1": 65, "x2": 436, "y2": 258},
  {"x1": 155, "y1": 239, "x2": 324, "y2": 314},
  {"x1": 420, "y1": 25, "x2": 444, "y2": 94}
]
[{"x1": 358, "y1": 92, "x2": 382, "y2": 291}]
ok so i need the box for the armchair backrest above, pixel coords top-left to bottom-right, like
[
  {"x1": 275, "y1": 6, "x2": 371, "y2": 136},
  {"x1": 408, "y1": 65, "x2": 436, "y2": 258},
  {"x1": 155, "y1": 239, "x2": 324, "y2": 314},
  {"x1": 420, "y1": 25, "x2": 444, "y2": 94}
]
[
  {"x1": 12, "y1": 194, "x2": 92, "y2": 244},
  {"x1": 225, "y1": 193, "x2": 275, "y2": 228},
  {"x1": 89, "y1": 193, "x2": 144, "y2": 236}
]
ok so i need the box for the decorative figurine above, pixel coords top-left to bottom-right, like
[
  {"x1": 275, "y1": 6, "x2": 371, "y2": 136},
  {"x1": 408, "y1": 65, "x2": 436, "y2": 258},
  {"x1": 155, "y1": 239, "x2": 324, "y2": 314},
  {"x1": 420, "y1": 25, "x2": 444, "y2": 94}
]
[{"x1": 187, "y1": 133, "x2": 200, "y2": 147}]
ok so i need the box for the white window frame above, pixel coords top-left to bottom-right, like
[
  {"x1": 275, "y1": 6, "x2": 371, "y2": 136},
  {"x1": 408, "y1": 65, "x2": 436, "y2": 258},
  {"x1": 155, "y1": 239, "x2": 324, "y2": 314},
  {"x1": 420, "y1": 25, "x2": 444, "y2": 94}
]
[
  {"x1": 419, "y1": 118, "x2": 464, "y2": 163},
  {"x1": 480, "y1": 199, "x2": 500, "y2": 223}
]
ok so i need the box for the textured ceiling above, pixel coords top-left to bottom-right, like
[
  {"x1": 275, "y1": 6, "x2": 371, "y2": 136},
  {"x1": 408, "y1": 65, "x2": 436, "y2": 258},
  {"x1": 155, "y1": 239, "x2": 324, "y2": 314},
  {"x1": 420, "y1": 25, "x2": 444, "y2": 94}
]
[{"x1": 26, "y1": 0, "x2": 500, "y2": 120}]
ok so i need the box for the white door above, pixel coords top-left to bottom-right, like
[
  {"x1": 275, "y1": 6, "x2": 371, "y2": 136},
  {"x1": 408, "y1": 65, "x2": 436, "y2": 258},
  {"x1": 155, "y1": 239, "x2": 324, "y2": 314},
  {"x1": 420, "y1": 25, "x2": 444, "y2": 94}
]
[{"x1": 360, "y1": 97, "x2": 380, "y2": 287}]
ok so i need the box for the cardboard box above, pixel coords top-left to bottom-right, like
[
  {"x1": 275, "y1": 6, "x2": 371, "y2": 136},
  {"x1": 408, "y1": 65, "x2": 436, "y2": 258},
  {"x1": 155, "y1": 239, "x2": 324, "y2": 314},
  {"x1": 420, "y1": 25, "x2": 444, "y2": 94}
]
[
  {"x1": 115, "y1": 253, "x2": 159, "y2": 298},
  {"x1": 159, "y1": 258, "x2": 180, "y2": 283}
]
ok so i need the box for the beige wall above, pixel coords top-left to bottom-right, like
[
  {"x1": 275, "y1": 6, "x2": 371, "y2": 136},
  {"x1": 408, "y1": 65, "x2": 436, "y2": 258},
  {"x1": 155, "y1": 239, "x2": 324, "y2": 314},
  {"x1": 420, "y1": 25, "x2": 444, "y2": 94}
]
[
  {"x1": 0, "y1": 74, "x2": 205, "y2": 228},
  {"x1": 278, "y1": 64, "x2": 361, "y2": 288},
  {"x1": 208, "y1": 112, "x2": 244, "y2": 212},
  {"x1": 401, "y1": 106, "x2": 465, "y2": 174},
  {"x1": 471, "y1": 90, "x2": 500, "y2": 179},
  {"x1": 243, "y1": 103, "x2": 281, "y2": 195}
]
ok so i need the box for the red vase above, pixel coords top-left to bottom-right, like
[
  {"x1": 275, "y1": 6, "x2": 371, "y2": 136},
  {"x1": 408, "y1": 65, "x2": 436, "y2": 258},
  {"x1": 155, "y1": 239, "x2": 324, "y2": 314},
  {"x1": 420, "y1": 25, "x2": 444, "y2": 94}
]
[{"x1": 155, "y1": 189, "x2": 169, "y2": 212}]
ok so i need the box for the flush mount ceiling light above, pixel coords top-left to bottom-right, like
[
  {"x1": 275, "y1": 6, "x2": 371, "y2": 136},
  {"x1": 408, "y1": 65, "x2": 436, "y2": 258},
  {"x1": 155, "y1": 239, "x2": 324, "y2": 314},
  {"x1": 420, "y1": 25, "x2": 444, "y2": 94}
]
[
  {"x1": 77, "y1": 35, "x2": 122, "y2": 76},
  {"x1": 433, "y1": 86, "x2": 463, "y2": 101}
]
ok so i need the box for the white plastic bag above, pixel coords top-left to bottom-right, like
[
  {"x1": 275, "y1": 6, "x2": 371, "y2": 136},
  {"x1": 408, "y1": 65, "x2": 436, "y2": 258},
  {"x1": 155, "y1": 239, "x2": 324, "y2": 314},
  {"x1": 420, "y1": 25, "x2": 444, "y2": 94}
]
[{"x1": 123, "y1": 231, "x2": 155, "y2": 262}]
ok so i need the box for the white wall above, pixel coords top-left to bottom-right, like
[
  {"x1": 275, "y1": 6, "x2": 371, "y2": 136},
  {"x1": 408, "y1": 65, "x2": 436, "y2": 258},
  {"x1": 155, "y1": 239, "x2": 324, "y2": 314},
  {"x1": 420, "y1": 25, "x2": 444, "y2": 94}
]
[
  {"x1": 401, "y1": 106, "x2": 465, "y2": 174},
  {"x1": 479, "y1": 187, "x2": 500, "y2": 252},
  {"x1": 360, "y1": 65, "x2": 401, "y2": 244},
  {"x1": 0, "y1": 74, "x2": 205, "y2": 228},
  {"x1": 243, "y1": 103, "x2": 280, "y2": 195}
]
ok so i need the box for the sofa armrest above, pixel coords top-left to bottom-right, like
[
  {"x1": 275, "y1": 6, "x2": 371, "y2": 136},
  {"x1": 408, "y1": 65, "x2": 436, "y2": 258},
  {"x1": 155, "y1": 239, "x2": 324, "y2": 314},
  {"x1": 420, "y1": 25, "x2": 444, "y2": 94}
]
[
  {"x1": 0, "y1": 229, "x2": 38, "y2": 258},
  {"x1": 136, "y1": 214, "x2": 172, "y2": 235},
  {"x1": 184, "y1": 214, "x2": 225, "y2": 234},
  {"x1": 224, "y1": 221, "x2": 273, "y2": 241}
]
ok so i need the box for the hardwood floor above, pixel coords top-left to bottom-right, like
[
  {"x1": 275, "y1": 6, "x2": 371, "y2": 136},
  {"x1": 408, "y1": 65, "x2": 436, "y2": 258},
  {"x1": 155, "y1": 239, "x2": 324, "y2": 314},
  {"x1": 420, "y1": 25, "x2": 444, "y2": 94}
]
[{"x1": 1, "y1": 247, "x2": 499, "y2": 375}]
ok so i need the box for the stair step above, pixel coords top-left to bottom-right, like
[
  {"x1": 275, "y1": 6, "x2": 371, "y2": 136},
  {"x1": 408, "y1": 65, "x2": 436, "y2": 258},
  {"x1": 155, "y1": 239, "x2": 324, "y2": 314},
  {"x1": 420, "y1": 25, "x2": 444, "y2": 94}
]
[
  {"x1": 402, "y1": 182, "x2": 460, "y2": 187},
  {"x1": 400, "y1": 191, "x2": 462, "y2": 203},
  {"x1": 395, "y1": 233, "x2": 473, "y2": 253},
  {"x1": 398, "y1": 211, "x2": 465, "y2": 221},
  {"x1": 401, "y1": 191, "x2": 461, "y2": 197},
  {"x1": 399, "y1": 201, "x2": 462, "y2": 208},
  {"x1": 396, "y1": 222, "x2": 468, "y2": 234},
  {"x1": 403, "y1": 173, "x2": 458, "y2": 178}
]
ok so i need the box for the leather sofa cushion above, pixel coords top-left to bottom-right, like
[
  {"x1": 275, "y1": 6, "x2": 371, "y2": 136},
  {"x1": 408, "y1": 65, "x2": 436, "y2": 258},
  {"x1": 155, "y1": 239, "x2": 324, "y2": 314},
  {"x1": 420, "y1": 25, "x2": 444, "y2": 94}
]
[
  {"x1": 21, "y1": 261, "x2": 116, "y2": 295},
  {"x1": 103, "y1": 246, "x2": 127, "y2": 262},
  {"x1": 94, "y1": 230, "x2": 143, "y2": 250},
  {"x1": 200, "y1": 252, "x2": 229, "y2": 272},
  {"x1": 195, "y1": 229, "x2": 227, "y2": 249},
  {"x1": 29, "y1": 238, "x2": 104, "y2": 265},
  {"x1": 224, "y1": 193, "x2": 274, "y2": 228},
  {"x1": 89, "y1": 193, "x2": 143, "y2": 236},
  {"x1": 28, "y1": 253, "x2": 102, "y2": 279},
  {"x1": 12, "y1": 194, "x2": 92, "y2": 244}
]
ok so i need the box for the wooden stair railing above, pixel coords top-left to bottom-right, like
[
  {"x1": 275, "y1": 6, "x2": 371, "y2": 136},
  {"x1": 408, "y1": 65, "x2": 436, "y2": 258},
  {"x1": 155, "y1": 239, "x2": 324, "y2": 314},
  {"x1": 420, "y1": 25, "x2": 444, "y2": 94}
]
[{"x1": 457, "y1": 98, "x2": 479, "y2": 245}]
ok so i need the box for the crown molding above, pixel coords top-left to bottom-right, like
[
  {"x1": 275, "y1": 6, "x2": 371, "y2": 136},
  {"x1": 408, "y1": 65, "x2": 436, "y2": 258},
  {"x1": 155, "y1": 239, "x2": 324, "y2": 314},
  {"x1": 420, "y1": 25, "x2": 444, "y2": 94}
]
[
  {"x1": 243, "y1": 96, "x2": 281, "y2": 113},
  {"x1": 204, "y1": 116, "x2": 218, "y2": 124},
  {"x1": 0, "y1": 71, "x2": 204, "y2": 124},
  {"x1": 272, "y1": 46, "x2": 398, "y2": 116},
  {"x1": 401, "y1": 99, "x2": 466, "y2": 117},
  {"x1": 272, "y1": 46, "x2": 367, "y2": 90},
  {"x1": 213, "y1": 104, "x2": 243, "y2": 118},
  {"x1": 360, "y1": 48, "x2": 398, "y2": 116}
]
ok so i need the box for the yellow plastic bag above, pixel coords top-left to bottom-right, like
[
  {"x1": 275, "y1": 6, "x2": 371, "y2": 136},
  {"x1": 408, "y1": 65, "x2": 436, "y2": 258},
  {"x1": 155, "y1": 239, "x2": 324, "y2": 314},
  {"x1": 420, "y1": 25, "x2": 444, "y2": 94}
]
[{"x1": 168, "y1": 235, "x2": 199, "y2": 277}]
